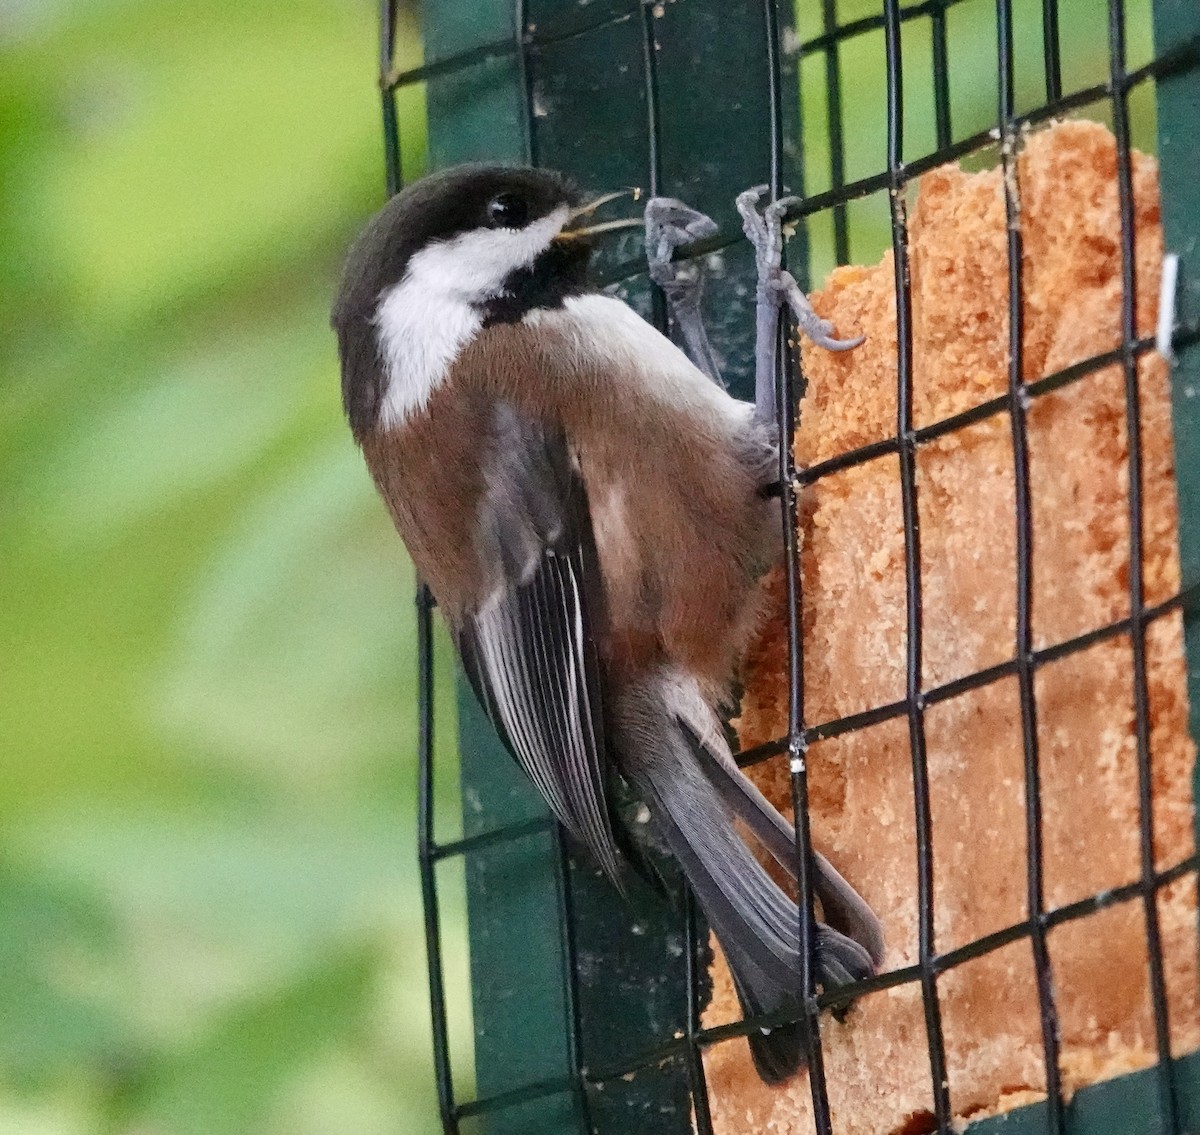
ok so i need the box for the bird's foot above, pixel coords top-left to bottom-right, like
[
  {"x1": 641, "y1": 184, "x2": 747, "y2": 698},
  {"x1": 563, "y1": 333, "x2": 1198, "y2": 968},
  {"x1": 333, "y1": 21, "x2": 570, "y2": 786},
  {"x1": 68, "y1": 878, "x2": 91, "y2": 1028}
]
[
  {"x1": 735, "y1": 186, "x2": 864, "y2": 354},
  {"x1": 644, "y1": 197, "x2": 719, "y2": 292},
  {"x1": 643, "y1": 197, "x2": 723, "y2": 384}
]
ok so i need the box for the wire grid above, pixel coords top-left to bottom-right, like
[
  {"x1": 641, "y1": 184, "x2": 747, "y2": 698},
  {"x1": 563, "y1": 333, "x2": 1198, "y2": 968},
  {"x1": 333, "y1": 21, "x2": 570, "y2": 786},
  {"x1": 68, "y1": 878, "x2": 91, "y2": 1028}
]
[{"x1": 379, "y1": 1, "x2": 1200, "y2": 1132}]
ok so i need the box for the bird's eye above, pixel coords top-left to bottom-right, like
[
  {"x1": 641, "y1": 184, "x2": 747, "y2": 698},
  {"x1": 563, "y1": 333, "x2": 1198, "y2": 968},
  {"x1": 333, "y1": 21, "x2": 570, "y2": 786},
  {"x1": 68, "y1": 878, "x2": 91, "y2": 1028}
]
[{"x1": 487, "y1": 193, "x2": 529, "y2": 228}]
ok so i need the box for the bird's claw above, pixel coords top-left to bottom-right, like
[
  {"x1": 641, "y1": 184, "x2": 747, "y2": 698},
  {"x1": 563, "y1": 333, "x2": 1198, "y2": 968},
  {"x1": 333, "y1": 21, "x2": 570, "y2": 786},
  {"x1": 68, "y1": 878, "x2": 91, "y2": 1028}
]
[
  {"x1": 736, "y1": 187, "x2": 799, "y2": 279},
  {"x1": 644, "y1": 197, "x2": 719, "y2": 289},
  {"x1": 737, "y1": 186, "x2": 863, "y2": 353},
  {"x1": 772, "y1": 274, "x2": 866, "y2": 352}
]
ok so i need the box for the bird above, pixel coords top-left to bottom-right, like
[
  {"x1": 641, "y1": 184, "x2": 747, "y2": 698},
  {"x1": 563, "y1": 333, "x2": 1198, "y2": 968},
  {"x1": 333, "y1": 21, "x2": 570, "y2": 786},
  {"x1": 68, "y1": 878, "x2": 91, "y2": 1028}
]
[{"x1": 332, "y1": 163, "x2": 883, "y2": 1083}]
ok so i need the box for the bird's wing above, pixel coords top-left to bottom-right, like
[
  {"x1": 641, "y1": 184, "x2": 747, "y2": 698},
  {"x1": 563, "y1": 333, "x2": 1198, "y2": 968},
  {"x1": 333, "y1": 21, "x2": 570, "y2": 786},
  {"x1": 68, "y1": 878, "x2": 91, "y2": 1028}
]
[{"x1": 457, "y1": 402, "x2": 621, "y2": 883}]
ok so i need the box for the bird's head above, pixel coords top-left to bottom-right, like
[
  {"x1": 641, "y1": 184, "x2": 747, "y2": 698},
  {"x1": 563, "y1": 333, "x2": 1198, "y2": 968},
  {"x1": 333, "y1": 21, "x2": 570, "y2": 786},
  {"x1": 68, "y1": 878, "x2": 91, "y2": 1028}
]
[{"x1": 333, "y1": 164, "x2": 638, "y2": 437}]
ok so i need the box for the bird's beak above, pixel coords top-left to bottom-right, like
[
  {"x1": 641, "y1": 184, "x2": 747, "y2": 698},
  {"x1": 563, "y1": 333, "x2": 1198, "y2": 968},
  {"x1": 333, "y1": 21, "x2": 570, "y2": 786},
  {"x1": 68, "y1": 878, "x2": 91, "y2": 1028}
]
[{"x1": 556, "y1": 189, "x2": 645, "y2": 241}]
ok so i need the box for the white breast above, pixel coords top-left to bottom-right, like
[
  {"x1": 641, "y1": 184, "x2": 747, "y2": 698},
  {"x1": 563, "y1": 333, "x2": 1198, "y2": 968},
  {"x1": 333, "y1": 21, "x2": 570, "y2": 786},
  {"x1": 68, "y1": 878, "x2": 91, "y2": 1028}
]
[{"x1": 525, "y1": 293, "x2": 753, "y2": 429}]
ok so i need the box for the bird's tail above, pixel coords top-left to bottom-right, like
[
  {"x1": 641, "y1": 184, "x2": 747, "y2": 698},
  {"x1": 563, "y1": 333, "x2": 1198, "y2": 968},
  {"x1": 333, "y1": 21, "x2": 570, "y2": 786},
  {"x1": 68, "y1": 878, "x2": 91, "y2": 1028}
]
[{"x1": 614, "y1": 670, "x2": 880, "y2": 1084}]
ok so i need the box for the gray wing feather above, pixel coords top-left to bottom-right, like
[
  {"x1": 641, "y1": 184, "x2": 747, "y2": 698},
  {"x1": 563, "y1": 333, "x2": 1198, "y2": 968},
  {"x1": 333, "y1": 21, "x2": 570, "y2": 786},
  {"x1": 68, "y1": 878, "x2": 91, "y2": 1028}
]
[{"x1": 459, "y1": 403, "x2": 621, "y2": 883}]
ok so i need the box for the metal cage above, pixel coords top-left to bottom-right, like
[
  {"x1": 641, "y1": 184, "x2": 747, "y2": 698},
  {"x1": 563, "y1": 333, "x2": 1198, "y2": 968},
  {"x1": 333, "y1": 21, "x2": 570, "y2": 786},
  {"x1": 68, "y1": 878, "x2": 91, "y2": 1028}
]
[{"x1": 378, "y1": 1, "x2": 1200, "y2": 1132}]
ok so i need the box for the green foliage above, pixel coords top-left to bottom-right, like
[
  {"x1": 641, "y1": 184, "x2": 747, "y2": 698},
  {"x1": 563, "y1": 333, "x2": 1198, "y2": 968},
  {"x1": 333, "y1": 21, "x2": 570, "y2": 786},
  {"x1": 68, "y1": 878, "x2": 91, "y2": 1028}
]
[
  {"x1": 0, "y1": 862, "x2": 125, "y2": 1084},
  {"x1": 0, "y1": 0, "x2": 461, "y2": 1131}
]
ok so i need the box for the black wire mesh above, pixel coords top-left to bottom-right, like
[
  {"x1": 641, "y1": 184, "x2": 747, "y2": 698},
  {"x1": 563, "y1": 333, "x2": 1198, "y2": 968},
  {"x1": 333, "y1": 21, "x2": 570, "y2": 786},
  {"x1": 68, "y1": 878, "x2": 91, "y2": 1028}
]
[
  {"x1": 377, "y1": 1, "x2": 1200, "y2": 1132},
  {"x1": 996, "y1": 1, "x2": 1063, "y2": 1123}
]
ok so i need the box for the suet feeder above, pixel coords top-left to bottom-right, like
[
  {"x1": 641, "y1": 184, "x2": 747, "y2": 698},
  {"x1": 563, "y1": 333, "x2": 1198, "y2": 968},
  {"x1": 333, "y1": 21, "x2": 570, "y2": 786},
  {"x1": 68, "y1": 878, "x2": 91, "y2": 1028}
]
[{"x1": 378, "y1": 1, "x2": 1200, "y2": 1131}]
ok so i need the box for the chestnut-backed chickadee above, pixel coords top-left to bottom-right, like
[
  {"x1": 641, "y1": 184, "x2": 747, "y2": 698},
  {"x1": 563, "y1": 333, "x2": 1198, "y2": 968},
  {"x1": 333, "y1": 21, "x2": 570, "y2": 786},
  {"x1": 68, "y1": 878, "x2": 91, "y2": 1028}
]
[{"x1": 332, "y1": 164, "x2": 882, "y2": 1083}]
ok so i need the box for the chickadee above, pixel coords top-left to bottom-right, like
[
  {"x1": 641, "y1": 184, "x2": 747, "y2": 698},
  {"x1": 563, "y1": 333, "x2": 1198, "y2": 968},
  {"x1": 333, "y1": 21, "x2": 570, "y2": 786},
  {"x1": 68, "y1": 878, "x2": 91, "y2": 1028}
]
[{"x1": 332, "y1": 164, "x2": 882, "y2": 1083}]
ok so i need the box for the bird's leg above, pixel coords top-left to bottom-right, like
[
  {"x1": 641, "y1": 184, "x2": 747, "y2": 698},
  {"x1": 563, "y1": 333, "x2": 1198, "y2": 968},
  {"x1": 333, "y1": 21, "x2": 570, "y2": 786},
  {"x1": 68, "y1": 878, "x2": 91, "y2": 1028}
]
[
  {"x1": 644, "y1": 197, "x2": 724, "y2": 385},
  {"x1": 736, "y1": 187, "x2": 865, "y2": 426}
]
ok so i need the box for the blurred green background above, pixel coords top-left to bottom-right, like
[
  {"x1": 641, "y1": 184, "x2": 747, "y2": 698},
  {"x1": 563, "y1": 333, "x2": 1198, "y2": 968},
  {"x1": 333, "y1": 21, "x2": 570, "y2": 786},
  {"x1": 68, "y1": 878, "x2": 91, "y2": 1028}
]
[
  {"x1": 0, "y1": 0, "x2": 1160, "y2": 1132},
  {"x1": 0, "y1": 1, "x2": 468, "y2": 1132}
]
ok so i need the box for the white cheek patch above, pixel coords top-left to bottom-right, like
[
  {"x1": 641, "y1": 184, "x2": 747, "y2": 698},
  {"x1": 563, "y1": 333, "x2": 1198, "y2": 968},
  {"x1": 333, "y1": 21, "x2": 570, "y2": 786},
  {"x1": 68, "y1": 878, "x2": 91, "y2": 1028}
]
[
  {"x1": 374, "y1": 285, "x2": 482, "y2": 430},
  {"x1": 409, "y1": 205, "x2": 570, "y2": 300},
  {"x1": 373, "y1": 205, "x2": 570, "y2": 430}
]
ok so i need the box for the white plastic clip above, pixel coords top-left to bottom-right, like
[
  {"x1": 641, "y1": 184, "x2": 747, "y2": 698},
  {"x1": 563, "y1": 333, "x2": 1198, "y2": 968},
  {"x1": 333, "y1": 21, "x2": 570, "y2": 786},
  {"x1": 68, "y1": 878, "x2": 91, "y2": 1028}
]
[{"x1": 1157, "y1": 252, "x2": 1179, "y2": 363}]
